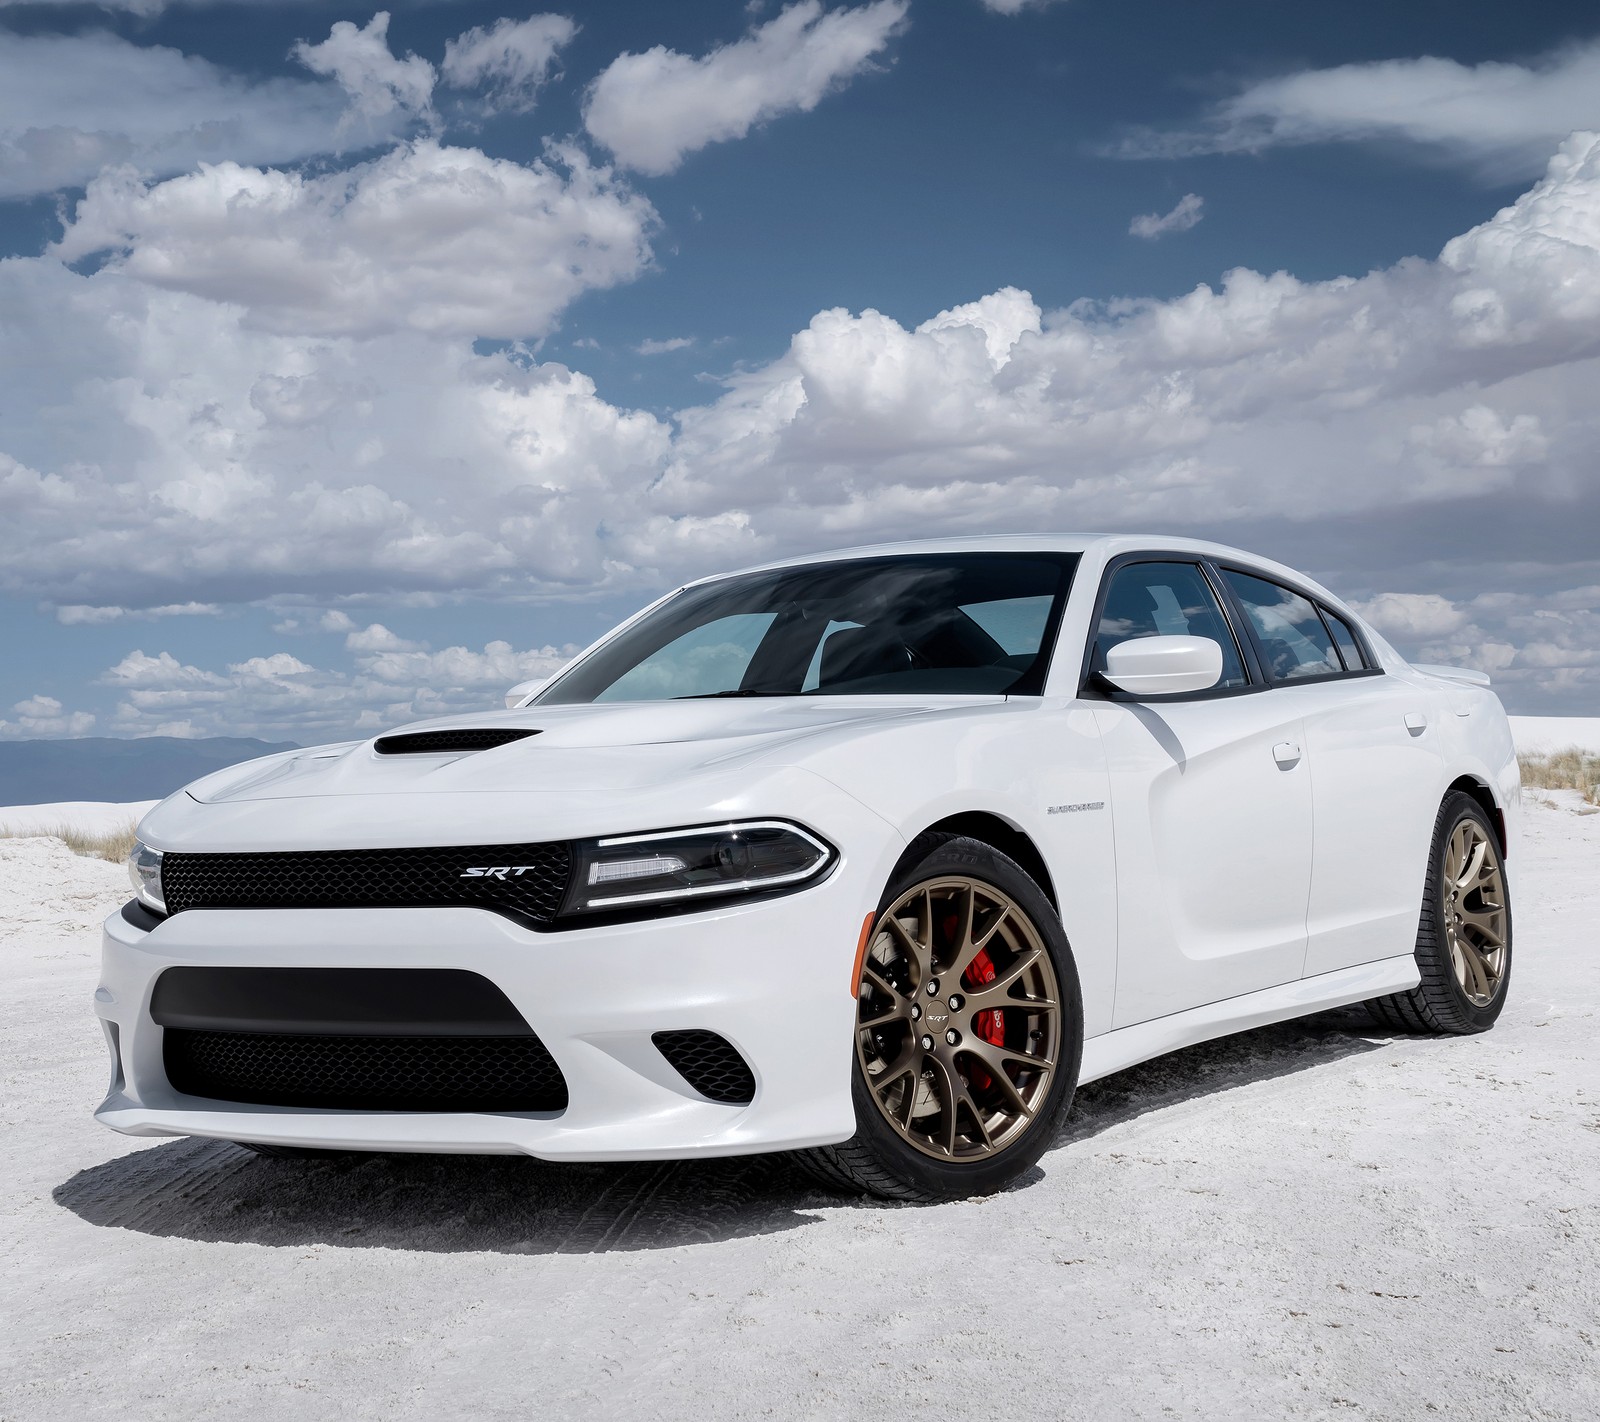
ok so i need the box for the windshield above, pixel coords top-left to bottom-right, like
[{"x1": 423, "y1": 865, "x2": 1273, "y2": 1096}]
[{"x1": 537, "y1": 553, "x2": 1080, "y2": 705}]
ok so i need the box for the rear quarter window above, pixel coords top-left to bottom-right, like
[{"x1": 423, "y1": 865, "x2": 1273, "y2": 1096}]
[{"x1": 1321, "y1": 607, "x2": 1368, "y2": 671}]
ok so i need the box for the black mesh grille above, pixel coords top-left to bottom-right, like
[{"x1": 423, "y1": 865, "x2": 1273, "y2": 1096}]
[
  {"x1": 150, "y1": 966, "x2": 532, "y2": 1036},
  {"x1": 164, "y1": 1029, "x2": 568, "y2": 1111},
  {"x1": 161, "y1": 841, "x2": 572, "y2": 926},
  {"x1": 374, "y1": 728, "x2": 540, "y2": 755},
  {"x1": 652, "y1": 1030, "x2": 756, "y2": 1104}
]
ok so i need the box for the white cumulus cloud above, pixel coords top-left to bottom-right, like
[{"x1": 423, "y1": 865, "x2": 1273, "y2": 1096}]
[
  {"x1": 441, "y1": 14, "x2": 576, "y2": 114},
  {"x1": 1349, "y1": 592, "x2": 1474, "y2": 642},
  {"x1": 1111, "y1": 37, "x2": 1600, "y2": 181},
  {"x1": 661, "y1": 132, "x2": 1600, "y2": 528},
  {"x1": 635, "y1": 336, "x2": 696, "y2": 355},
  {"x1": 4, "y1": 134, "x2": 1600, "y2": 715},
  {"x1": 1349, "y1": 589, "x2": 1600, "y2": 695},
  {"x1": 103, "y1": 640, "x2": 579, "y2": 741},
  {"x1": 0, "y1": 695, "x2": 95, "y2": 739},
  {"x1": 343, "y1": 621, "x2": 423, "y2": 653},
  {"x1": 293, "y1": 12, "x2": 437, "y2": 127},
  {"x1": 52, "y1": 141, "x2": 658, "y2": 341},
  {"x1": 1130, "y1": 193, "x2": 1204, "y2": 240},
  {"x1": 52, "y1": 602, "x2": 221, "y2": 625},
  {"x1": 583, "y1": 0, "x2": 909, "y2": 175},
  {"x1": 0, "y1": 30, "x2": 362, "y2": 200}
]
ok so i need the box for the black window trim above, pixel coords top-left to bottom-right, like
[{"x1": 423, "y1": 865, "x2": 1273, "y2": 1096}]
[
  {"x1": 1077, "y1": 552, "x2": 1262, "y2": 704},
  {"x1": 1313, "y1": 600, "x2": 1373, "y2": 674},
  {"x1": 1077, "y1": 552, "x2": 1385, "y2": 703},
  {"x1": 1210, "y1": 560, "x2": 1384, "y2": 689}
]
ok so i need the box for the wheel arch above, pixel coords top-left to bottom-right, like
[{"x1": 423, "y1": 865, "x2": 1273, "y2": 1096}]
[
  {"x1": 1446, "y1": 774, "x2": 1508, "y2": 857},
  {"x1": 896, "y1": 811, "x2": 1058, "y2": 911}
]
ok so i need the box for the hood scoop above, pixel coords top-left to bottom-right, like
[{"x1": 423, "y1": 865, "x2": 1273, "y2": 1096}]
[{"x1": 374, "y1": 728, "x2": 541, "y2": 756}]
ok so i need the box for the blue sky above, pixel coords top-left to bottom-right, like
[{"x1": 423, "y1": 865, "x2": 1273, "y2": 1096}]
[{"x1": 1, "y1": 0, "x2": 1597, "y2": 739}]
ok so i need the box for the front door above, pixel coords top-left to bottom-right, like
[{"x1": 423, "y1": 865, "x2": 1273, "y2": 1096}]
[{"x1": 1086, "y1": 560, "x2": 1315, "y2": 1028}]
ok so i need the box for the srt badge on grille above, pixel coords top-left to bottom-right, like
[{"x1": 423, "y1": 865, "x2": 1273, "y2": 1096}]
[{"x1": 460, "y1": 866, "x2": 541, "y2": 879}]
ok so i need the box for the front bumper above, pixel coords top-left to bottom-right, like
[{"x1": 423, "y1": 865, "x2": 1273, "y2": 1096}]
[{"x1": 95, "y1": 815, "x2": 899, "y2": 1161}]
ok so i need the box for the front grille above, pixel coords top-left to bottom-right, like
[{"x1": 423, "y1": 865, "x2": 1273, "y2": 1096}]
[
  {"x1": 164, "y1": 1029, "x2": 568, "y2": 1112},
  {"x1": 652, "y1": 1030, "x2": 756, "y2": 1104},
  {"x1": 374, "y1": 728, "x2": 540, "y2": 755},
  {"x1": 161, "y1": 841, "x2": 572, "y2": 926}
]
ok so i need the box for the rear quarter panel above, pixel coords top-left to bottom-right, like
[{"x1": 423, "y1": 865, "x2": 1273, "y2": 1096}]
[{"x1": 1430, "y1": 680, "x2": 1521, "y2": 883}]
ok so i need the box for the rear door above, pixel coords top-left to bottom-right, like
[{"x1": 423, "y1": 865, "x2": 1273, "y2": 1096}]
[
  {"x1": 1217, "y1": 569, "x2": 1445, "y2": 978},
  {"x1": 1086, "y1": 558, "x2": 1315, "y2": 1028}
]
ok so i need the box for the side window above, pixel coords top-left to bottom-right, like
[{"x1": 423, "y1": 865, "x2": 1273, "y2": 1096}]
[
  {"x1": 1222, "y1": 571, "x2": 1342, "y2": 682},
  {"x1": 1321, "y1": 607, "x2": 1368, "y2": 671},
  {"x1": 1096, "y1": 562, "x2": 1247, "y2": 689},
  {"x1": 596, "y1": 613, "x2": 777, "y2": 701}
]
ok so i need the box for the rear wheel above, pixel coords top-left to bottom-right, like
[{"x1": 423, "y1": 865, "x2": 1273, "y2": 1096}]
[
  {"x1": 799, "y1": 834, "x2": 1082, "y2": 1201},
  {"x1": 1367, "y1": 792, "x2": 1512, "y2": 1036}
]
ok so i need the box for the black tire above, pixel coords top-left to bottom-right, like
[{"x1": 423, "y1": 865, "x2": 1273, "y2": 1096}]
[
  {"x1": 1366, "y1": 792, "x2": 1512, "y2": 1036},
  {"x1": 797, "y1": 833, "x2": 1083, "y2": 1202}
]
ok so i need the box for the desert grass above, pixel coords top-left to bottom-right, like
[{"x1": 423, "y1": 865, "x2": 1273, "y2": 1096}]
[
  {"x1": 1519, "y1": 748, "x2": 1600, "y2": 807},
  {"x1": 0, "y1": 821, "x2": 139, "y2": 863}
]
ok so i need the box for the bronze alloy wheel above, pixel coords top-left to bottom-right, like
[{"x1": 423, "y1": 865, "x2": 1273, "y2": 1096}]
[
  {"x1": 1441, "y1": 816, "x2": 1508, "y2": 1008},
  {"x1": 855, "y1": 875, "x2": 1062, "y2": 1162},
  {"x1": 1366, "y1": 792, "x2": 1513, "y2": 1037}
]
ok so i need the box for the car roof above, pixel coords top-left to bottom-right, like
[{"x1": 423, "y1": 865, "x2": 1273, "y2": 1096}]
[{"x1": 692, "y1": 534, "x2": 1345, "y2": 606}]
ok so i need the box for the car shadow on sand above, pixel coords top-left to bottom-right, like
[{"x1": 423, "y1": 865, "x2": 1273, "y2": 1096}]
[{"x1": 53, "y1": 1006, "x2": 1390, "y2": 1255}]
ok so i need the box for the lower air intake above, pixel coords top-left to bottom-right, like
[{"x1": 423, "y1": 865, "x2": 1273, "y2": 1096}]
[
  {"x1": 652, "y1": 1029, "x2": 756, "y2": 1105},
  {"x1": 163, "y1": 1029, "x2": 568, "y2": 1112}
]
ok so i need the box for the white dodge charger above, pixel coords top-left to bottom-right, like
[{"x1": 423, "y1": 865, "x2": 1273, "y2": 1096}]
[{"x1": 98, "y1": 536, "x2": 1518, "y2": 1200}]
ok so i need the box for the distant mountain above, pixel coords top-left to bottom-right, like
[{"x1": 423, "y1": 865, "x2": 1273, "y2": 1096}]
[{"x1": 0, "y1": 737, "x2": 300, "y2": 806}]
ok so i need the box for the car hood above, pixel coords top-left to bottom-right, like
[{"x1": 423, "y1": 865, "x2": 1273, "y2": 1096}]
[{"x1": 185, "y1": 698, "x2": 970, "y2": 804}]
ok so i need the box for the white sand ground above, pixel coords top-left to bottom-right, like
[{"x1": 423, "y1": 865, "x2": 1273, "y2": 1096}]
[
  {"x1": 0, "y1": 788, "x2": 1596, "y2": 1419},
  {"x1": 0, "y1": 801, "x2": 157, "y2": 838}
]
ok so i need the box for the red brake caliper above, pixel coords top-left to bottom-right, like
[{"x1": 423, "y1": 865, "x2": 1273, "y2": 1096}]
[{"x1": 963, "y1": 948, "x2": 1006, "y2": 1090}]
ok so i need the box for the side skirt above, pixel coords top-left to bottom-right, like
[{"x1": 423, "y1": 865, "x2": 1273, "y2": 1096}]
[{"x1": 1078, "y1": 955, "x2": 1420, "y2": 1086}]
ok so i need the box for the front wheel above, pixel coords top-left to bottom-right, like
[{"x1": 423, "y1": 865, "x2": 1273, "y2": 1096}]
[
  {"x1": 799, "y1": 834, "x2": 1083, "y2": 1201},
  {"x1": 1367, "y1": 791, "x2": 1512, "y2": 1036}
]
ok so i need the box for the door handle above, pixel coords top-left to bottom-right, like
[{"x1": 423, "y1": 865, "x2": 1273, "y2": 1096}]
[
  {"x1": 1272, "y1": 741, "x2": 1302, "y2": 769},
  {"x1": 1404, "y1": 712, "x2": 1428, "y2": 736}
]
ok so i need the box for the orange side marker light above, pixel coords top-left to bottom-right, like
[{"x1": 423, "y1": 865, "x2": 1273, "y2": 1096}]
[{"x1": 850, "y1": 911, "x2": 877, "y2": 998}]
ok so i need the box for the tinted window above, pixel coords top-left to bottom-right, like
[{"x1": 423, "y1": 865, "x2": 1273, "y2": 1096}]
[
  {"x1": 1322, "y1": 607, "x2": 1367, "y2": 671},
  {"x1": 540, "y1": 553, "x2": 1078, "y2": 703},
  {"x1": 596, "y1": 613, "x2": 776, "y2": 702},
  {"x1": 964, "y1": 594, "x2": 1054, "y2": 654},
  {"x1": 1095, "y1": 562, "x2": 1247, "y2": 689},
  {"x1": 1222, "y1": 571, "x2": 1342, "y2": 681}
]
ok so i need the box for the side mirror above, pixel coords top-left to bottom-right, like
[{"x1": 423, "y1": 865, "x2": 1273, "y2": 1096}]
[
  {"x1": 1101, "y1": 636, "x2": 1222, "y2": 698},
  {"x1": 504, "y1": 678, "x2": 546, "y2": 709}
]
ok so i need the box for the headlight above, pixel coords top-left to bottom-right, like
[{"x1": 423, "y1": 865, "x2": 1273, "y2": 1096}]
[
  {"x1": 561, "y1": 821, "x2": 834, "y2": 917},
  {"x1": 127, "y1": 840, "x2": 165, "y2": 914}
]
